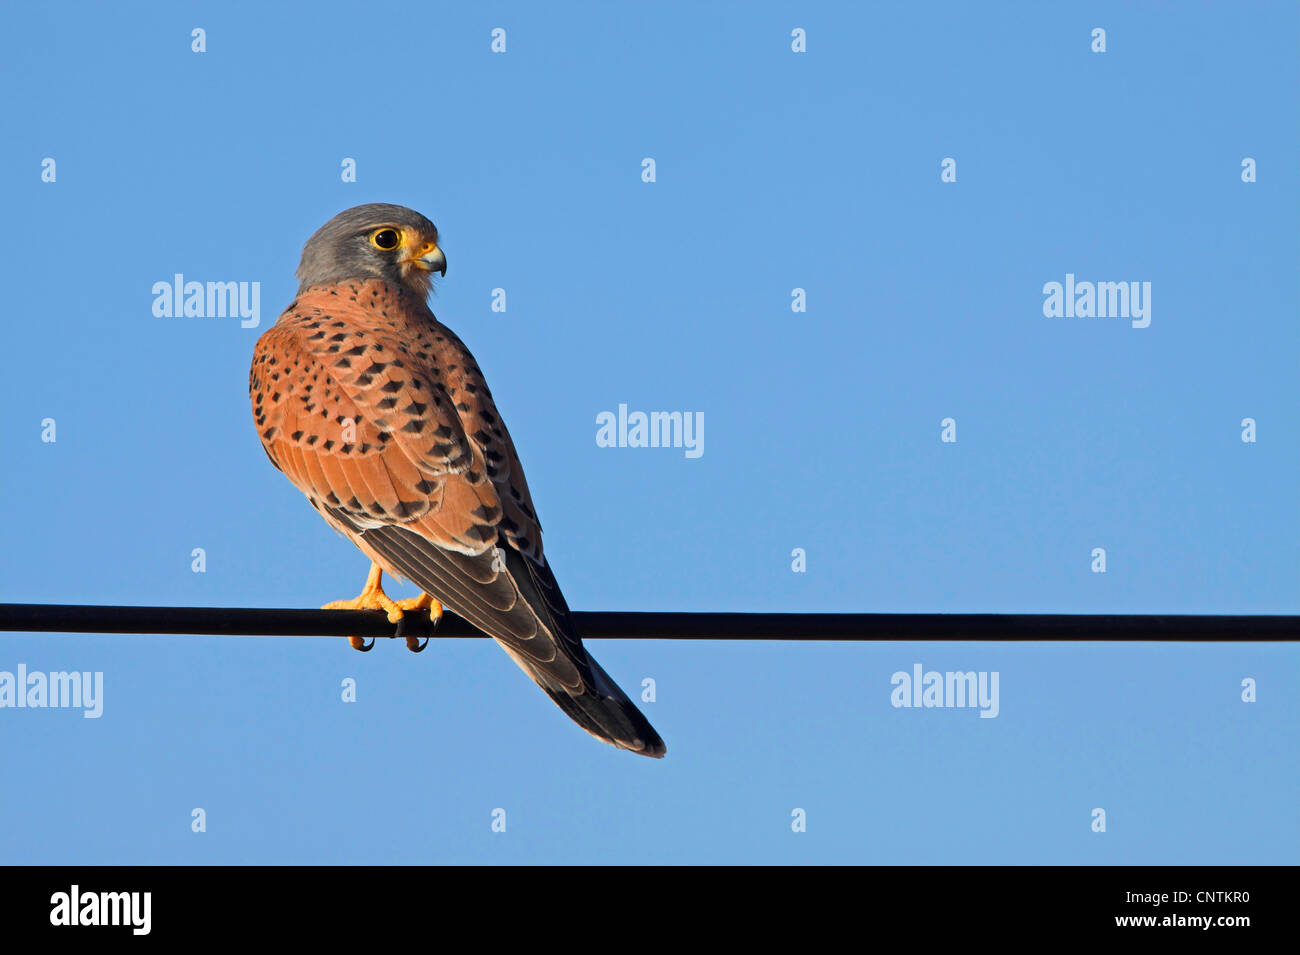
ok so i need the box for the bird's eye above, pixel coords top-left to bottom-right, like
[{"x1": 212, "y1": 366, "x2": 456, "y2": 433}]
[{"x1": 369, "y1": 228, "x2": 402, "y2": 251}]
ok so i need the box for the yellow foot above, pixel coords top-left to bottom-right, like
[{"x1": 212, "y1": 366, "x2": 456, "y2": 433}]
[
  {"x1": 323, "y1": 563, "x2": 404, "y2": 652},
  {"x1": 397, "y1": 593, "x2": 443, "y2": 652}
]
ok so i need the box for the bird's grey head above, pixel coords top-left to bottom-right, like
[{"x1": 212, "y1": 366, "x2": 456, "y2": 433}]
[{"x1": 296, "y1": 203, "x2": 446, "y2": 297}]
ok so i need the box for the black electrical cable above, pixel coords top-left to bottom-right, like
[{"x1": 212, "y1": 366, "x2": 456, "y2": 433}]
[{"x1": 0, "y1": 603, "x2": 1295, "y2": 641}]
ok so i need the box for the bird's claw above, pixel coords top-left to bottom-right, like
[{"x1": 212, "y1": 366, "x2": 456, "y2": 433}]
[
  {"x1": 398, "y1": 593, "x2": 442, "y2": 653},
  {"x1": 325, "y1": 563, "x2": 406, "y2": 652},
  {"x1": 325, "y1": 566, "x2": 442, "y2": 654}
]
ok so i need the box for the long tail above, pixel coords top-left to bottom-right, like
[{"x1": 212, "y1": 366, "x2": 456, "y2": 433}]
[
  {"x1": 501, "y1": 544, "x2": 666, "y2": 757},
  {"x1": 530, "y1": 650, "x2": 666, "y2": 758}
]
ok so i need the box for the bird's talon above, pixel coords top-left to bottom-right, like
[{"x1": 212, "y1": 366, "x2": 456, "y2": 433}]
[
  {"x1": 349, "y1": 635, "x2": 375, "y2": 652},
  {"x1": 406, "y1": 636, "x2": 429, "y2": 653},
  {"x1": 323, "y1": 563, "x2": 412, "y2": 648}
]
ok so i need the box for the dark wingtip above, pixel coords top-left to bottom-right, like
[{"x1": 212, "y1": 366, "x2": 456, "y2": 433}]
[
  {"x1": 540, "y1": 682, "x2": 667, "y2": 758},
  {"x1": 637, "y1": 737, "x2": 667, "y2": 759},
  {"x1": 627, "y1": 710, "x2": 667, "y2": 758}
]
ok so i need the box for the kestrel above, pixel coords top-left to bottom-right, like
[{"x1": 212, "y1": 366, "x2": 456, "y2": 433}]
[{"x1": 249, "y1": 204, "x2": 665, "y2": 757}]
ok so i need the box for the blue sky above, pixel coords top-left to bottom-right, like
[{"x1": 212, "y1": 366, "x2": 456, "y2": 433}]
[{"x1": 0, "y1": 1, "x2": 1295, "y2": 863}]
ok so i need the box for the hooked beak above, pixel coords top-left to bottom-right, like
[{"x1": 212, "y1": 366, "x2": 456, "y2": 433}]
[{"x1": 410, "y1": 243, "x2": 446, "y2": 277}]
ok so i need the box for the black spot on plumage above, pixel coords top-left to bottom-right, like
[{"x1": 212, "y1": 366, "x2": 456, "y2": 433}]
[
  {"x1": 415, "y1": 478, "x2": 441, "y2": 493},
  {"x1": 340, "y1": 443, "x2": 355, "y2": 454},
  {"x1": 377, "y1": 396, "x2": 398, "y2": 410},
  {"x1": 472, "y1": 429, "x2": 490, "y2": 444},
  {"x1": 402, "y1": 419, "x2": 425, "y2": 434},
  {"x1": 471, "y1": 504, "x2": 501, "y2": 522},
  {"x1": 402, "y1": 401, "x2": 427, "y2": 416},
  {"x1": 291, "y1": 430, "x2": 304, "y2": 441},
  {"x1": 381, "y1": 380, "x2": 405, "y2": 393},
  {"x1": 261, "y1": 426, "x2": 277, "y2": 440},
  {"x1": 335, "y1": 358, "x2": 352, "y2": 368}
]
